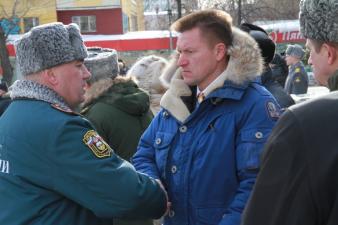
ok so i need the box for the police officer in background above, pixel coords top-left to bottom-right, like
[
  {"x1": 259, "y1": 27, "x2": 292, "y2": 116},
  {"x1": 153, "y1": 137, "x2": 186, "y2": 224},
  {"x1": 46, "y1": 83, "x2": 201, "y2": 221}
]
[
  {"x1": 0, "y1": 22, "x2": 167, "y2": 225},
  {"x1": 284, "y1": 44, "x2": 309, "y2": 94}
]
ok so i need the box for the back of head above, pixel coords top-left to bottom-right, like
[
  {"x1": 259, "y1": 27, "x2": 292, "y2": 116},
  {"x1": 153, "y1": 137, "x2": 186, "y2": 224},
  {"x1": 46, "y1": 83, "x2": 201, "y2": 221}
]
[
  {"x1": 15, "y1": 22, "x2": 87, "y2": 76},
  {"x1": 285, "y1": 44, "x2": 305, "y2": 59},
  {"x1": 84, "y1": 47, "x2": 119, "y2": 85},
  {"x1": 127, "y1": 55, "x2": 168, "y2": 94},
  {"x1": 171, "y1": 9, "x2": 233, "y2": 47},
  {"x1": 239, "y1": 23, "x2": 276, "y2": 65},
  {"x1": 300, "y1": 0, "x2": 338, "y2": 43}
]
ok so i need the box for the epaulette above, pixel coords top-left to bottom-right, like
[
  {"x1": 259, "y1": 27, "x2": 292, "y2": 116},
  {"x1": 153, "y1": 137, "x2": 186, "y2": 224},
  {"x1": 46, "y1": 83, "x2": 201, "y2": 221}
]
[{"x1": 51, "y1": 103, "x2": 79, "y2": 115}]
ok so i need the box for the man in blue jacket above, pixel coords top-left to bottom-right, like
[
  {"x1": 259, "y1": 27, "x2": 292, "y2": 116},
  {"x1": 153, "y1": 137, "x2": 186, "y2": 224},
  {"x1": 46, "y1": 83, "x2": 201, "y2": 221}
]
[
  {"x1": 0, "y1": 22, "x2": 167, "y2": 225},
  {"x1": 132, "y1": 10, "x2": 280, "y2": 225}
]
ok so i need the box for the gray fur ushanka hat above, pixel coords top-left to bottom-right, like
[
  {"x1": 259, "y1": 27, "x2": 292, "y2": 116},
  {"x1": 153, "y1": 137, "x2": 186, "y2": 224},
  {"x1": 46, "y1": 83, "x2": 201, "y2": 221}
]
[
  {"x1": 285, "y1": 44, "x2": 305, "y2": 59},
  {"x1": 299, "y1": 0, "x2": 338, "y2": 42},
  {"x1": 15, "y1": 22, "x2": 88, "y2": 76},
  {"x1": 84, "y1": 47, "x2": 119, "y2": 84}
]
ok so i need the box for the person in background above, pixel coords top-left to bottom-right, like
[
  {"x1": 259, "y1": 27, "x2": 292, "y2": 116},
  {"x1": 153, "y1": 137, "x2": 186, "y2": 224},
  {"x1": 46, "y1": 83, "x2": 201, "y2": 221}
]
[
  {"x1": 132, "y1": 10, "x2": 280, "y2": 225},
  {"x1": 81, "y1": 47, "x2": 154, "y2": 225},
  {"x1": 284, "y1": 44, "x2": 309, "y2": 94},
  {"x1": 270, "y1": 53, "x2": 289, "y2": 87},
  {"x1": 240, "y1": 23, "x2": 295, "y2": 111},
  {"x1": 0, "y1": 80, "x2": 11, "y2": 116},
  {"x1": 127, "y1": 55, "x2": 168, "y2": 115},
  {"x1": 0, "y1": 22, "x2": 167, "y2": 225},
  {"x1": 241, "y1": 0, "x2": 338, "y2": 224},
  {"x1": 118, "y1": 58, "x2": 129, "y2": 75}
]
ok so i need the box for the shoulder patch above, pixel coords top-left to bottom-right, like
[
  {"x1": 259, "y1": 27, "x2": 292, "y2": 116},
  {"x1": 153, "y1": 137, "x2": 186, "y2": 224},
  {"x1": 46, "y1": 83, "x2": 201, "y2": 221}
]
[
  {"x1": 266, "y1": 101, "x2": 280, "y2": 120},
  {"x1": 295, "y1": 77, "x2": 301, "y2": 83},
  {"x1": 83, "y1": 130, "x2": 112, "y2": 158}
]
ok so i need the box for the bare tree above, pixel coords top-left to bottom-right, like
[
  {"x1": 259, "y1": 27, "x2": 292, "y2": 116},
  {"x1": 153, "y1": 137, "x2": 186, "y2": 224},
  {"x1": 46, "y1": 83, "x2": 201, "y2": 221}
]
[
  {"x1": 198, "y1": 0, "x2": 300, "y2": 25},
  {"x1": 0, "y1": 0, "x2": 49, "y2": 84}
]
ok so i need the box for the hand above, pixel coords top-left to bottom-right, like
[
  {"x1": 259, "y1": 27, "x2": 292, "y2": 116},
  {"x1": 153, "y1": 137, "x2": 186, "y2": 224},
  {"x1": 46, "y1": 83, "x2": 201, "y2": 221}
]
[{"x1": 155, "y1": 179, "x2": 171, "y2": 216}]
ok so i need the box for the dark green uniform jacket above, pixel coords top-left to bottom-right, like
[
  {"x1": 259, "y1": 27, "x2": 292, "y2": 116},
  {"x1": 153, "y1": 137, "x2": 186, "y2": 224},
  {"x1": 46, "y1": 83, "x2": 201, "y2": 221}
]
[
  {"x1": 81, "y1": 77, "x2": 153, "y2": 225},
  {"x1": 328, "y1": 70, "x2": 338, "y2": 91},
  {"x1": 82, "y1": 77, "x2": 153, "y2": 161},
  {"x1": 0, "y1": 80, "x2": 166, "y2": 225}
]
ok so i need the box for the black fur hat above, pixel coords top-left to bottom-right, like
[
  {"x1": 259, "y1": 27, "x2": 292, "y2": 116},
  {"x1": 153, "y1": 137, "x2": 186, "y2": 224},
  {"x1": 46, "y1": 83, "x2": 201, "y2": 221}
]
[
  {"x1": 0, "y1": 80, "x2": 8, "y2": 92},
  {"x1": 239, "y1": 23, "x2": 276, "y2": 65}
]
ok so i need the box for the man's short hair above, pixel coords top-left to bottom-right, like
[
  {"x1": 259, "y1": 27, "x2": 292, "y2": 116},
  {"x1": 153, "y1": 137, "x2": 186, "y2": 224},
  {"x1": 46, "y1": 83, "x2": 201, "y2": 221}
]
[{"x1": 171, "y1": 9, "x2": 233, "y2": 47}]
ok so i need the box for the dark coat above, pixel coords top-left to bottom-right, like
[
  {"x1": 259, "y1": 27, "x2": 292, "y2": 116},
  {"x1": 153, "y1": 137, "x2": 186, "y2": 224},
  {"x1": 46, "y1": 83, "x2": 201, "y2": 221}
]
[
  {"x1": 81, "y1": 77, "x2": 154, "y2": 225},
  {"x1": 328, "y1": 70, "x2": 338, "y2": 91},
  {"x1": 242, "y1": 91, "x2": 338, "y2": 225},
  {"x1": 82, "y1": 77, "x2": 153, "y2": 161},
  {"x1": 284, "y1": 61, "x2": 309, "y2": 95},
  {"x1": 261, "y1": 68, "x2": 295, "y2": 110},
  {"x1": 0, "y1": 94, "x2": 11, "y2": 116}
]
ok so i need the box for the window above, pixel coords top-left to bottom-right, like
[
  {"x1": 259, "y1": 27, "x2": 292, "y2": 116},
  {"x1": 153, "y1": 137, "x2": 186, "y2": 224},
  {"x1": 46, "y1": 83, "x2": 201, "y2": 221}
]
[
  {"x1": 23, "y1": 17, "x2": 39, "y2": 33},
  {"x1": 72, "y1": 16, "x2": 96, "y2": 33}
]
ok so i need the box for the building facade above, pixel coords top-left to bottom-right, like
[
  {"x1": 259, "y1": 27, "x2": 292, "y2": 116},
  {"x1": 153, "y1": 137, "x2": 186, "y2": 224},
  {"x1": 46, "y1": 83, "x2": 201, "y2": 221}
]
[
  {"x1": 0, "y1": 0, "x2": 57, "y2": 34},
  {"x1": 56, "y1": 0, "x2": 144, "y2": 35}
]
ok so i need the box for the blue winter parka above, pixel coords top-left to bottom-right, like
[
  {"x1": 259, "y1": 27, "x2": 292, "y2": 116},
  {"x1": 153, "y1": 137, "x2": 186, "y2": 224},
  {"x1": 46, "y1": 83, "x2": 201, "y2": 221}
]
[{"x1": 132, "y1": 28, "x2": 281, "y2": 225}]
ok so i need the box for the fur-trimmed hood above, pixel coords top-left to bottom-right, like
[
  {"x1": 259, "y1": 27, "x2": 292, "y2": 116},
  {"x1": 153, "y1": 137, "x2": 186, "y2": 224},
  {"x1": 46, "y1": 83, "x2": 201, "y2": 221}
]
[
  {"x1": 81, "y1": 76, "x2": 151, "y2": 116},
  {"x1": 159, "y1": 27, "x2": 264, "y2": 122}
]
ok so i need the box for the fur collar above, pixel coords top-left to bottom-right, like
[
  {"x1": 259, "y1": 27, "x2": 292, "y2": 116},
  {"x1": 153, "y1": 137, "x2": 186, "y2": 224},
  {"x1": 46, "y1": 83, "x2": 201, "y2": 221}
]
[
  {"x1": 81, "y1": 76, "x2": 134, "y2": 108},
  {"x1": 10, "y1": 79, "x2": 71, "y2": 111},
  {"x1": 159, "y1": 27, "x2": 263, "y2": 123}
]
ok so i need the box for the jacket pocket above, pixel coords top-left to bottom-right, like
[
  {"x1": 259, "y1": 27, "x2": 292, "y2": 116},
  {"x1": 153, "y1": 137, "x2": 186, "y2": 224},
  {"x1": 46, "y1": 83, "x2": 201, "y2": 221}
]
[
  {"x1": 196, "y1": 206, "x2": 227, "y2": 225},
  {"x1": 153, "y1": 132, "x2": 175, "y2": 179},
  {"x1": 237, "y1": 128, "x2": 271, "y2": 172}
]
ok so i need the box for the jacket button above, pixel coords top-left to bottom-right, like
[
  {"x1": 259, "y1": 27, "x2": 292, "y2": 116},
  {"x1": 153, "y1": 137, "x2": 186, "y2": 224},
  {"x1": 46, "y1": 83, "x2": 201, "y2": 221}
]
[
  {"x1": 168, "y1": 210, "x2": 175, "y2": 217},
  {"x1": 179, "y1": 125, "x2": 187, "y2": 133},
  {"x1": 155, "y1": 138, "x2": 162, "y2": 145},
  {"x1": 162, "y1": 111, "x2": 169, "y2": 117},
  {"x1": 171, "y1": 165, "x2": 177, "y2": 173},
  {"x1": 255, "y1": 132, "x2": 263, "y2": 139}
]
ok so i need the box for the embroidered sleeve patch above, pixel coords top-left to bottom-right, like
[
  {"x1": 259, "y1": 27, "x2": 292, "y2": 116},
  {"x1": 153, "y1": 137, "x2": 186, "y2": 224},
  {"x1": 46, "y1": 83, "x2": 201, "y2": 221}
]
[
  {"x1": 83, "y1": 130, "x2": 112, "y2": 158},
  {"x1": 266, "y1": 101, "x2": 280, "y2": 120}
]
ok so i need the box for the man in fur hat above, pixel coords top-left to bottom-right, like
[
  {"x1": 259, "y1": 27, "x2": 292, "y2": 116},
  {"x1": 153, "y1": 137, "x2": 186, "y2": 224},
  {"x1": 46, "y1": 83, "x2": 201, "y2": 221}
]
[
  {"x1": 284, "y1": 44, "x2": 309, "y2": 94},
  {"x1": 242, "y1": 0, "x2": 338, "y2": 224},
  {"x1": 132, "y1": 9, "x2": 280, "y2": 225},
  {"x1": 81, "y1": 47, "x2": 155, "y2": 225},
  {"x1": 0, "y1": 22, "x2": 167, "y2": 225}
]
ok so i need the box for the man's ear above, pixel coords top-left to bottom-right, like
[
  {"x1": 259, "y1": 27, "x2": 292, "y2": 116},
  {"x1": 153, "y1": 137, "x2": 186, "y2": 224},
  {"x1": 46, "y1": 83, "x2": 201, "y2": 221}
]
[
  {"x1": 214, "y1": 43, "x2": 227, "y2": 61},
  {"x1": 325, "y1": 43, "x2": 338, "y2": 65},
  {"x1": 43, "y1": 68, "x2": 58, "y2": 86}
]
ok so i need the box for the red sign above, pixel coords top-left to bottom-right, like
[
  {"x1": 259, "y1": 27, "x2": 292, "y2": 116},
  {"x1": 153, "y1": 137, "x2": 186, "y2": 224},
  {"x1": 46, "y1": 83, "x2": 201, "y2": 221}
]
[{"x1": 269, "y1": 30, "x2": 305, "y2": 43}]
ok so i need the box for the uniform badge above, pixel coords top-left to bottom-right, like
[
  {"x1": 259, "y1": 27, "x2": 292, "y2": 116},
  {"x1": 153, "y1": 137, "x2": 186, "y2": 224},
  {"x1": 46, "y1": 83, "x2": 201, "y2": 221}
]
[
  {"x1": 295, "y1": 68, "x2": 301, "y2": 73},
  {"x1": 83, "y1": 130, "x2": 112, "y2": 158},
  {"x1": 266, "y1": 101, "x2": 280, "y2": 120}
]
